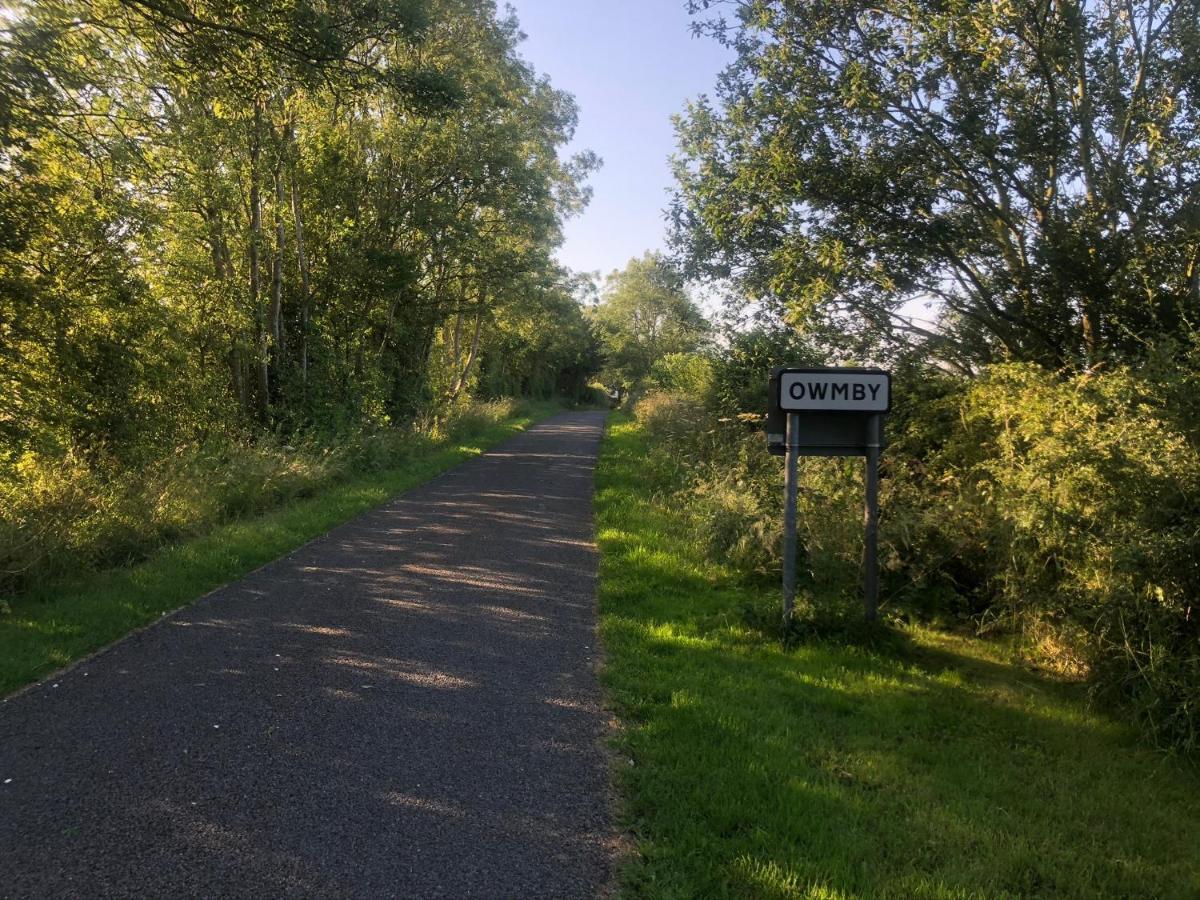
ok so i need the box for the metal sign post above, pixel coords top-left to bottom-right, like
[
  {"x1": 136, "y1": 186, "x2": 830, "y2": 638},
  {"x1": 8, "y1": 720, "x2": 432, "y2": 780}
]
[
  {"x1": 863, "y1": 413, "x2": 882, "y2": 622},
  {"x1": 771, "y1": 368, "x2": 890, "y2": 625},
  {"x1": 782, "y1": 412, "x2": 800, "y2": 623}
]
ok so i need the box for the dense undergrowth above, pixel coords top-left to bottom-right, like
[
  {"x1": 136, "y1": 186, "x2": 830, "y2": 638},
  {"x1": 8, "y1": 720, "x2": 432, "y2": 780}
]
[
  {"x1": 635, "y1": 337, "x2": 1200, "y2": 753},
  {"x1": 597, "y1": 414, "x2": 1200, "y2": 898},
  {"x1": 0, "y1": 398, "x2": 538, "y2": 604},
  {"x1": 0, "y1": 398, "x2": 564, "y2": 694}
]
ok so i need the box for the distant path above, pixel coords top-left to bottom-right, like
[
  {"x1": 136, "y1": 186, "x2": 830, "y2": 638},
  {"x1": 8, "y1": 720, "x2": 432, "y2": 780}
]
[{"x1": 0, "y1": 411, "x2": 613, "y2": 898}]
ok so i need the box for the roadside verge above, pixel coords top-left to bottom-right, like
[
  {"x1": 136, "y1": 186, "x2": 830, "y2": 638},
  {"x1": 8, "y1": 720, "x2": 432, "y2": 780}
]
[
  {"x1": 595, "y1": 413, "x2": 1200, "y2": 898},
  {"x1": 1, "y1": 402, "x2": 564, "y2": 696}
]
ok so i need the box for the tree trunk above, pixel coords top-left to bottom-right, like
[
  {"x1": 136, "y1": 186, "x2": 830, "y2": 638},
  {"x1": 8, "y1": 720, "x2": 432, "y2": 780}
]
[
  {"x1": 449, "y1": 303, "x2": 484, "y2": 401},
  {"x1": 1081, "y1": 301, "x2": 1099, "y2": 366},
  {"x1": 450, "y1": 310, "x2": 463, "y2": 375},
  {"x1": 271, "y1": 152, "x2": 286, "y2": 379},
  {"x1": 249, "y1": 101, "x2": 268, "y2": 422},
  {"x1": 205, "y1": 202, "x2": 249, "y2": 415},
  {"x1": 290, "y1": 165, "x2": 311, "y2": 390},
  {"x1": 1188, "y1": 246, "x2": 1200, "y2": 306},
  {"x1": 1066, "y1": 0, "x2": 1104, "y2": 368}
]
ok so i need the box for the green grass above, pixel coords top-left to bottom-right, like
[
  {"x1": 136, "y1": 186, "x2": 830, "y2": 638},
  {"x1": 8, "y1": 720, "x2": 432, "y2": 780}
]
[
  {"x1": 0, "y1": 402, "x2": 561, "y2": 696},
  {"x1": 596, "y1": 416, "x2": 1200, "y2": 899}
]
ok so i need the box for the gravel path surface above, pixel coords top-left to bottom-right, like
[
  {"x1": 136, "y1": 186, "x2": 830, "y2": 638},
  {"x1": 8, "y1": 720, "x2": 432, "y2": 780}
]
[{"x1": 0, "y1": 411, "x2": 614, "y2": 898}]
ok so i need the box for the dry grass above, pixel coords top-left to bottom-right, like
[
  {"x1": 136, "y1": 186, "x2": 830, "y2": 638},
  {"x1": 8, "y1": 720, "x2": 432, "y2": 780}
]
[{"x1": 0, "y1": 399, "x2": 527, "y2": 599}]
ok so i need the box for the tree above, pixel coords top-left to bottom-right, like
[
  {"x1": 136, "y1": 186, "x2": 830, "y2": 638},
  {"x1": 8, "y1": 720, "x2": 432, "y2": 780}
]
[
  {"x1": 673, "y1": 0, "x2": 1200, "y2": 371},
  {"x1": 476, "y1": 269, "x2": 603, "y2": 401},
  {"x1": 591, "y1": 253, "x2": 709, "y2": 394},
  {"x1": 0, "y1": 0, "x2": 598, "y2": 459}
]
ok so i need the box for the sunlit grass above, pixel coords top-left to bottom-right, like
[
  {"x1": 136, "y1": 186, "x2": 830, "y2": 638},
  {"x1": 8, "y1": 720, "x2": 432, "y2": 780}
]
[
  {"x1": 0, "y1": 403, "x2": 561, "y2": 696},
  {"x1": 596, "y1": 416, "x2": 1200, "y2": 899}
]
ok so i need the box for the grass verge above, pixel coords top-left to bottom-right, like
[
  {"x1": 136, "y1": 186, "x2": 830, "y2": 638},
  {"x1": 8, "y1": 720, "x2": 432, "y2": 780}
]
[
  {"x1": 596, "y1": 415, "x2": 1200, "y2": 899},
  {"x1": 0, "y1": 401, "x2": 562, "y2": 696}
]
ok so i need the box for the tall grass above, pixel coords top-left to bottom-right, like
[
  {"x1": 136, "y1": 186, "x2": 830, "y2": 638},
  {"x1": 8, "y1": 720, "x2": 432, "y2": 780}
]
[
  {"x1": 597, "y1": 414, "x2": 1200, "y2": 898},
  {"x1": 632, "y1": 348, "x2": 1200, "y2": 753},
  {"x1": 0, "y1": 399, "x2": 525, "y2": 601}
]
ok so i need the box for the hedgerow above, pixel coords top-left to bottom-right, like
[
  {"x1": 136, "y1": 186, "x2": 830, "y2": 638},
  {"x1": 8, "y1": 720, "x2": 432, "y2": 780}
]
[{"x1": 633, "y1": 349, "x2": 1200, "y2": 753}]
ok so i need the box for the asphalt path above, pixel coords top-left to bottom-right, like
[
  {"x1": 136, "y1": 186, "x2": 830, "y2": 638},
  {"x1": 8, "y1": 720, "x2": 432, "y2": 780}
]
[{"x1": 0, "y1": 411, "x2": 614, "y2": 898}]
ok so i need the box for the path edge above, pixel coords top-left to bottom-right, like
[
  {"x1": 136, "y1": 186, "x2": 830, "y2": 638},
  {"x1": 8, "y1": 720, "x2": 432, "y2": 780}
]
[{"x1": 1, "y1": 409, "x2": 581, "y2": 706}]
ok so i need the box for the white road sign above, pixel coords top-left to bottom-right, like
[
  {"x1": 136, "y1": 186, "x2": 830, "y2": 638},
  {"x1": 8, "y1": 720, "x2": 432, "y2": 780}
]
[{"x1": 778, "y1": 369, "x2": 890, "y2": 413}]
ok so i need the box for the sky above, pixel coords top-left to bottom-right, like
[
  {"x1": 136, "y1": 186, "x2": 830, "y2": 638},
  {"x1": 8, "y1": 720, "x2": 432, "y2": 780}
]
[{"x1": 505, "y1": 1, "x2": 733, "y2": 279}]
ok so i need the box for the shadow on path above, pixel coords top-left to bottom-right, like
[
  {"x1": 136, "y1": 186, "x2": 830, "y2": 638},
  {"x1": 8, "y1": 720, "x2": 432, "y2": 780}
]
[{"x1": 0, "y1": 412, "x2": 613, "y2": 898}]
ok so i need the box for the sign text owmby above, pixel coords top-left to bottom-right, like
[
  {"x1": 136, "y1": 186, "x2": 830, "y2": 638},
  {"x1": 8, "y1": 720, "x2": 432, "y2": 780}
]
[{"x1": 778, "y1": 370, "x2": 890, "y2": 413}]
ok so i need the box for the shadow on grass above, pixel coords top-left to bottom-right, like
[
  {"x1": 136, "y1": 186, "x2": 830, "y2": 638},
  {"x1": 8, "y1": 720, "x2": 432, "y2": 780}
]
[{"x1": 597, "y1": 419, "x2": 1200, "y2": 900}]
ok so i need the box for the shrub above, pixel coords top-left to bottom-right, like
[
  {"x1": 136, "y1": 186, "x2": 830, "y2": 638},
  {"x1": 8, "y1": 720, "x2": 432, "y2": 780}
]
[
  {"x1": 0, "y1": 398, "x2": 531, "y2": 601},
  {"x1": 822, "y1": 362, "x2": 1199, "y2": 752},
  {"x1": 632, "y1": 351, "x2": 1200, "y2": 753},
  {"x1": 690, "y1": 473, "x2": 779, "y2": 577},
  {"x1": 437, "y1": 398, "x2": 522, "y2": 442},
  {"x1": 633, "y1": 392, "x2": 707, "y2": 442},
  {"x1": 907, "y1": 364, "x2": 1200, "y2": 752},
  {"x1": 648, "y1": 352, "x2": 714, "y2": 397}
]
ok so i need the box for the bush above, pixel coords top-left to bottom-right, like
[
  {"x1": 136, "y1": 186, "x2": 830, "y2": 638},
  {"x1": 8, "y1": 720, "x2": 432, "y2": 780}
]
[
  {"x1": 690, "y1": 475, "x2": 780, "y2": 578},
  {"x1": 632, "y1": 349, "x2": 1200, "y2": 753},
  {"x1": 633, "y1": 392, "x2": 707, "y2": 443},
  {"x1": 647, "y1": 352, "x2": 714, "y2": 397},
  {"x1": 0, "y1": 398, "x2": 532, "y2": 600},
  {"x1": 895, "y1": 364, "x2": 1200, "y2": 752},
  {"x1": 630, "y1": 392, "x2": 714, "y2": 491},
  {"x1": 438, "y1": 398, "x2": 522, "y2": 442}
]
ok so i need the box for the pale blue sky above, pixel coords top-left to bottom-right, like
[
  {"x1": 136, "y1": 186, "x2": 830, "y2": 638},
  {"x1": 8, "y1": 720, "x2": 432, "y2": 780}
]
[{"x1": 506, "y1": 1, "x2": 732, "y2": 278}]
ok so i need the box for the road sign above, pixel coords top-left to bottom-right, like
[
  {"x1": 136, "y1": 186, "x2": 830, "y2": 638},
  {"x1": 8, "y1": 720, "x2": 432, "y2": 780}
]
[
  {"x1": 778, "y1": 368, "x2": 890, "y2": 413},
  {"x1": 770, "y1": 366, "x2": 891, "y2": 625}
]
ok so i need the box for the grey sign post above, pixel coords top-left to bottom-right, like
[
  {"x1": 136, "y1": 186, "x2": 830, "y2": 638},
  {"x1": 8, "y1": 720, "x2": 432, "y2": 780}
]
[{"x1": 769, "y1": 367, "x2": 891, "y2": 625}]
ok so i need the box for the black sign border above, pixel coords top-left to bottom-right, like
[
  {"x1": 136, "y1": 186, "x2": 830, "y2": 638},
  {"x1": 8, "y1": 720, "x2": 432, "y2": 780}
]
[{"x1": 776, "y1": 367, "x2": 892, "y2": 414}]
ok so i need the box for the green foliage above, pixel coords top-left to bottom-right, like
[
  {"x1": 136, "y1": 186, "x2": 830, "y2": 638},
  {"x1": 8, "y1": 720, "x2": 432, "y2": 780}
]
[
  {"x1": 647, "y1": 352, "x2": 713, "y2": 397},
  {"x1": 673, "y1": 0, "x2": 1200, "y2": 370},
  {"x1": 0, "y1": 0, "x2": 597, "y2": 448},
  {"x1": 0, "y1": 1, "x2": 602, "y2": 606},
  {"x1": 597, "y1": 414, "x2": 1200, "y2": 897},
  {"x1": 476, "y1": 279, "x2": 603, "y2": 402},
  {"x1": 885, "y1": 363, "x2": 1200, "y2": 752},
  {"x1": 589, "y1": 253, "x2": 709, "y2": 395}
]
